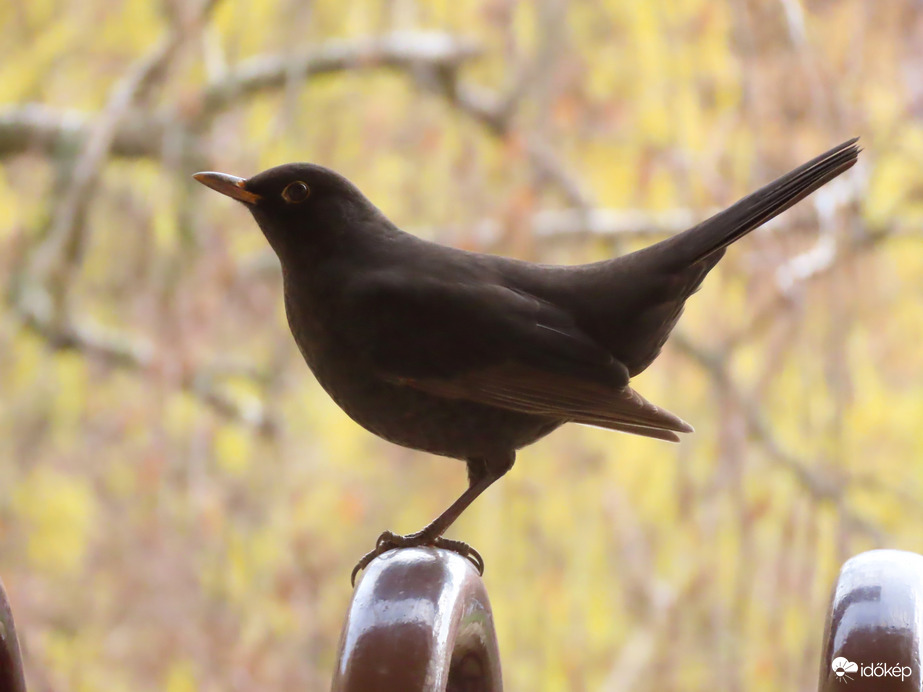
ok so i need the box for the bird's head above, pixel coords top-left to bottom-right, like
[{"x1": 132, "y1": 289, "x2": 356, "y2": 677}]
[{"x1": 194, "y1": 163, "x2": 382, "y2": 262}]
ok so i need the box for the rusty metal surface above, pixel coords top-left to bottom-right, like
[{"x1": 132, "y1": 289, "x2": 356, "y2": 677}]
[
  {"x1": 332, "y1": 547, "x2": 502, "y2": 692},
  {"x1": 0, "y1": 578, "x2": 26, "y2": 692},
  {"x1": 819, "y1": 549, "x2": 923, "y2": 691}
]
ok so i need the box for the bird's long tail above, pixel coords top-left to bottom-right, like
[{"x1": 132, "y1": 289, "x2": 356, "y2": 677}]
[{"x1": 656, "y1": 138, "x2": 860, "y2": 268}]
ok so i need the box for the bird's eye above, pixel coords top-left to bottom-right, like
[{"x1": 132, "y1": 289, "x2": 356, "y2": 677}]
[{"x1": 282, "y1": 181, "x2": 310, "y2": 203}]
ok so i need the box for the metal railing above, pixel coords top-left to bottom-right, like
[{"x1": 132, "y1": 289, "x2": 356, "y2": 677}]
[
  {"x1": 1, "y1": 549, "x2": 922, "y2": 691},
  {"x1": 0, "y1": 578, "x2": 26, "y2": 692},
  {"x1": 332, "y1": 548, "x2": 502, "y2": 692},
  {"x1": 817, "y1": 549, "x2": 923, "y2": 691}
]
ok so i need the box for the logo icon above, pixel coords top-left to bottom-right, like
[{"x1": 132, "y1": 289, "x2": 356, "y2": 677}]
[{"x1": 832, "y1": 657, "x2": 858, "y2": 683}]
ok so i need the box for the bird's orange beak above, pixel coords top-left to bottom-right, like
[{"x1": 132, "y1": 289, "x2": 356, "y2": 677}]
[{"x1": 193, "y1": 172, "x2": 262, "y2": 204}]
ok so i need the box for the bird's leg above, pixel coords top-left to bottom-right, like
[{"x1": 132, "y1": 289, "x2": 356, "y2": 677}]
[
  {"x1": 350, "y1": 453, "x2": 514, "y2": 585},
  {"x1": 350, "y1": 474, "x2": 494, "y2": 584}
]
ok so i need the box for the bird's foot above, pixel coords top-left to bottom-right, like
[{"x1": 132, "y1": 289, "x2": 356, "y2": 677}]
[{"x1": 350, "y1": 530, "x2": 484, "y2": 585}]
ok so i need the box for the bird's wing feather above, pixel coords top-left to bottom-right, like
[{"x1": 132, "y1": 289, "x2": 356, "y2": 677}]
[
  {"x1": 405, "y1": 364, "x2": 690, "y2": 437},
  {"x1": 339, "y1": 272, "x2": 692, "y2": 438}
]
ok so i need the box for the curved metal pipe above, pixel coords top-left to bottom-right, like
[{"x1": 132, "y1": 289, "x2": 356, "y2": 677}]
[
  {"x1": 7, "y1": 546, "x2": 917, "y2": 691},
  {"x1": 332, "y1": 547, "x2": 502, "y2": 692},
  {"x1": 818, "y1": 549, "x2": 923, "y2": 691},
  {"x1": 0, "y1": 577, "x2": 27, "y2": 692}
]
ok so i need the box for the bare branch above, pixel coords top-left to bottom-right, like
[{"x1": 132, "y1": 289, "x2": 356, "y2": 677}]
[
  {"x1": 16, "y1": 299, "x2": 273, "y2": 432},
  {"x1": 670, "y1": 331, "x2": 885, "y2": 541},
  {"x1": 599, "y1": 486, "x2": 709, "y2": 692},
  {"x1": 0, "y1": 32, "x2": 483, "y2": 162},
  {"x1": 424, "y1": 207, "x2": 705, "y2": 250},
  {"x1": 524, "y1": 138, "x2": 596, "y2": 210},
  {"x1": 411, "y1": 55, "x2": 596, "y2": 209},
  {"x1": 198, "y1": 31, "x2": 482, "y2": 122},
  {"x1": 727, "y1": 189, "x2": 888, "y2": 350},
  {"x1": 531, "y1": 206, "x2": 704, "y2": 242},
  {"x1": 0, "y1": 104, "x2": 169, "y2": 159},
  {"x1": 599, "y1": 579, "x2": 683, "y2": 692},
  {"x1": 28, "y1": 0, "x2": 223, "y2": 325}
]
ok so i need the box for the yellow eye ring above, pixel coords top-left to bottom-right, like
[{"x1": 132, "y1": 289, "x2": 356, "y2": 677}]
[{"x1": 282, "y1": 181, "x2": 310, "y2": 203}]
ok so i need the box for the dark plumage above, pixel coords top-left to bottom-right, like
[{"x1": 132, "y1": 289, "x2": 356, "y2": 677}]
[{"x1": 194, "y1": 138, "x2": 860, "y2": 582}]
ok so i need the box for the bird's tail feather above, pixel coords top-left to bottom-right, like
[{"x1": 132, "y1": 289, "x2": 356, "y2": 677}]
[{"x1": 658, "y1": 138, "x2": 860, "y2": 268}]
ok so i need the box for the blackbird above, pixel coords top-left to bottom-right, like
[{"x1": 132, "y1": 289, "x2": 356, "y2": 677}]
[{"x1": 195, "y1": 138, "x2": 859, "y2": 583}]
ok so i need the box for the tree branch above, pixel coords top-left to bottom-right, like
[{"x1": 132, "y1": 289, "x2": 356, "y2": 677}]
[
  {"x1": 670, "y1": 331, "x2": 884, "y2": 541},
  {"x1": 16, "y1": 299, "x2": 273, "y2": 432},
  {"x1": 27, "y1": 0, "x2": 223, "y2": 326},
  {"x1": 198, "y1": 31, "x2": 482, "y2": 123},
  {"x1": 416, "y1": 64, "x2": 595, "y2": 209},
  {"x1": 0, "y1": 104, "x2": 170, "y2": 159},
  {"x1": 0, "y1": 32, "x2": 483, "y2": 162},
  {"x1": 424, "y1": 206, "x2": 705, "y2": 250}
]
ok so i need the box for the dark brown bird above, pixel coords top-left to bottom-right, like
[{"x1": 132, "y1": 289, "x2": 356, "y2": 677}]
[{"x1": 194, "y1": 139, "x2": 859, "y2": 583}]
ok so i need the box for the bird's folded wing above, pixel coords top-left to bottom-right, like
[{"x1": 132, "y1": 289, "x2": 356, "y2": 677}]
[
  {"x1": 340, "y1": 272, "x2": 691, "y2": 440},
  {"x1": 405, "y1": 364, "x2": 692, "y2": 440}
]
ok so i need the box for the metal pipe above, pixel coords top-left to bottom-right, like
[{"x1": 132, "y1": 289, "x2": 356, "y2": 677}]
[
  {"x1": 818, "y1": 549, "x2": 923, "y2": 691},
  {"x1": 0, "y1": 577, "x2": 26, "y2": 692},
  {"x1": 331, "y1": 547, "x2": 502, "y2": 692},
  {"x1": 4, "y1": 547, "x2": 918, "y2": 691}
]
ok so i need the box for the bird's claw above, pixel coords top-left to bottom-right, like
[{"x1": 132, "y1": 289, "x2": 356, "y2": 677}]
[{"x1": 350, "y1": 530, "x2": 485, "y2": 585}]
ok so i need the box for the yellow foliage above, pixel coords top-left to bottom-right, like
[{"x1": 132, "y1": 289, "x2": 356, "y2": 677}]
[
  {"x1": 6, "y1": 332, "x2": 43, "y2": 395},
  {"x1": 12, "y1": 468, "x2": 96, "y2": 575},
  {"x1": 0, "y1": 22, "x2": 78, "y2": 102},
  {"x1": 164, "y1": 392, "x2": 202, "y2": 438},
  {"x1": 867, "y1": 152, "x2": 918, "y2": 226},
  {"x1": 213, "y1": 425, "x2": 252, "y2": 476},
  {"x1": 51, "y1": 350, "x2": 89, "y2": 439},
  {"x1": 164, "y1": 660, "x2": 198, "y2": 692},
  {"x1": 97, "y1": 0, "x2": 162, "y2": 54}
]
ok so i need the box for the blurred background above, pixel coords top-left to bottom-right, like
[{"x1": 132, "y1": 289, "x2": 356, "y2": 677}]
[{"x1": 1, "y1": 0, "x2": 922, "y2": 690}]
